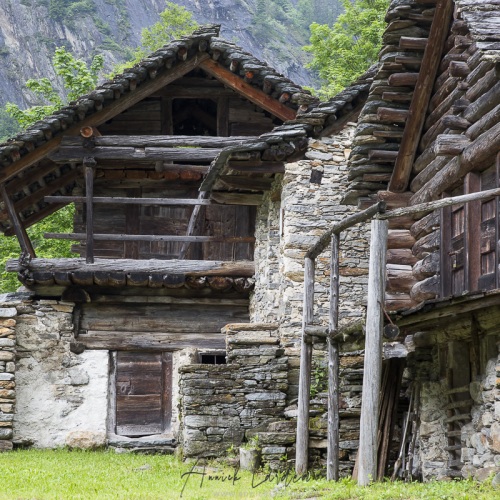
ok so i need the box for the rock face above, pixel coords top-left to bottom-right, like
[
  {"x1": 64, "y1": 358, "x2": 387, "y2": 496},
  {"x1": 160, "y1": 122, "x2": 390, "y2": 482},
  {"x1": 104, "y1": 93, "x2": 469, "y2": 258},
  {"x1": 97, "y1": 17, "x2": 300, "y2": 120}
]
[{"x1": 0, "y1": 0, "x2": 315, "y2": 109}]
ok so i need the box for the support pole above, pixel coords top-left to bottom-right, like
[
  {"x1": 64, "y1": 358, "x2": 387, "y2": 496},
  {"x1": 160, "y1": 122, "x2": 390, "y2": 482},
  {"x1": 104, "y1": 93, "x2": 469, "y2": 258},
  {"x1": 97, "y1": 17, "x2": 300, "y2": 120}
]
[
  {"x1": 296, "y1": 256, "x2": 315, "y2": 476},
  {"x1": 358, "y1": 218, "x2": 388, "y2": 486},
  {"x1": 0, "y1": 184, "x2": 36, "y2": 258},
  {"x1": 84, "y1": 157, "x2": 96, "y2": 264},
  {"x1": 327, "y1": 234, "x2": 340, "y2": 480}
]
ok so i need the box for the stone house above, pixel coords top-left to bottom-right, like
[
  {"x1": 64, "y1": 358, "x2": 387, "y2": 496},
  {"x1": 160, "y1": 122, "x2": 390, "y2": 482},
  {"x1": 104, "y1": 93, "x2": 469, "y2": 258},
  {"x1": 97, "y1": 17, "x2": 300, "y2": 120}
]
[
  {"x1": 0, "y1": 24, "x2": 376, "y2": 466},
  {"x1": 1, "y1": 0, "x2": 500, "y2": 484}
]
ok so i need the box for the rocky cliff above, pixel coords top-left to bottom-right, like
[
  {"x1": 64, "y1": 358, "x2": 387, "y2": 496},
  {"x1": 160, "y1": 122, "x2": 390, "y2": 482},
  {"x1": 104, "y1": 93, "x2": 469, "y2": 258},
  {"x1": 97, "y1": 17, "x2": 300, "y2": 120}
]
[{"x1": 0, "y1": 0, "x2": 319, "y2": 109}]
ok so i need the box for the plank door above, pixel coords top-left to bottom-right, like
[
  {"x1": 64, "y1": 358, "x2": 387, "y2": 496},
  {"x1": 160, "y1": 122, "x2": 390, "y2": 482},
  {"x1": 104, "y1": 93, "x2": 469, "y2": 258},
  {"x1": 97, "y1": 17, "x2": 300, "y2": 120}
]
[{"x1": 115, "y1": 352, "x2": 172, "y2": 437}]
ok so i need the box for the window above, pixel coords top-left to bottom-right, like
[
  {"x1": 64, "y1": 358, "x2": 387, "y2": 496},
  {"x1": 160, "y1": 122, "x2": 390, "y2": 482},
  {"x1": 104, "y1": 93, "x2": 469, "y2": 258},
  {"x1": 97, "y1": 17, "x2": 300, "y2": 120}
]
[
  {"x1": 200, "y1": 353, "x2": 226, "y2": 365},
  {"x1": 441, "y1": 164, "x2": 499, "y2": 297}
]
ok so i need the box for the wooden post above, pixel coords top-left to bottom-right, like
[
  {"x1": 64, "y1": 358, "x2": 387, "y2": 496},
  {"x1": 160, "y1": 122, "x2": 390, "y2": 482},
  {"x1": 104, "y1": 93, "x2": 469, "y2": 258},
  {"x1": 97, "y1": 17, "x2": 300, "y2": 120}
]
[
  {"x1": 327, "y1": 234, "x2": 340, "y2": 480},
  {"x1": 84, "y1": 157, "x2": 96, "y2": 264},
  {"x1": 358, "y1": 219, "x2": 388, "y2": 486},
  {"x1": 296, "y1": 256, "x2": 315, "y2": 476},
  {"x1": 0, "y1": 184, "x2": 36, "y2": 257}
]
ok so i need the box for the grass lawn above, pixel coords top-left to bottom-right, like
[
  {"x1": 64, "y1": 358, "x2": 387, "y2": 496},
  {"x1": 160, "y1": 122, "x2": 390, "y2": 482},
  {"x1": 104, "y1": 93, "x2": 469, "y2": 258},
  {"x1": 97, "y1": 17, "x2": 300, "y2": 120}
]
[{"x1": 0, "y1": 450, "x2": 498, "y2": 499}]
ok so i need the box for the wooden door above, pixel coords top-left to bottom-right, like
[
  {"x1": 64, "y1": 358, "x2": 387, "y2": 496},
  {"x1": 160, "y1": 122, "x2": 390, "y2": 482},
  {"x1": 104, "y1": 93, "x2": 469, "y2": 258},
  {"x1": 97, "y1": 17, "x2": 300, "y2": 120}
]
[{"x1": 115, "y1": 352, "x2": 172, "y2": 437}]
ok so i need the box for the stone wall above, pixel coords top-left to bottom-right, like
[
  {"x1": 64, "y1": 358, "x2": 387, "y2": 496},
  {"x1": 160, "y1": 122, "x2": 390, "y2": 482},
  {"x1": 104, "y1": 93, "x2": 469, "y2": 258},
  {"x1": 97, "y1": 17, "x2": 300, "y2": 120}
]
[
  {"x1": 461, "y1": 345, "x2": 500, "y2": 482},
  {"x1": 0, "y1": 294, "x2": 19, "y2": 451},
  {"x1": 411, "y1": 340, "x2": 500, "y2": 482},
  {"x1": 11, "y1": 295, "x2": 108, "y2": 448},
  {"x1": 251, "y1": 127, "x2": 372, "y2": 402},
  {"x1": 179, "y1": 323, "x2": 288, "y2": 457}
]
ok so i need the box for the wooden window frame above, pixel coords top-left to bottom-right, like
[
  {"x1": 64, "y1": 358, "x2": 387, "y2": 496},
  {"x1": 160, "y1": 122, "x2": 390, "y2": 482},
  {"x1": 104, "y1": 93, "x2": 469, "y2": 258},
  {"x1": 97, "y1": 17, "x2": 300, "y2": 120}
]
[{"x1": 441, "y1": 158, "x2": 500, "y2": 297}]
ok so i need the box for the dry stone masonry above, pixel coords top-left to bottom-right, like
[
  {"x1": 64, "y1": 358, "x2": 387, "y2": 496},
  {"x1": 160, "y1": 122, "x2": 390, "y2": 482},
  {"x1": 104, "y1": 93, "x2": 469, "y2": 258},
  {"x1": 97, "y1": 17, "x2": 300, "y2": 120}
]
[
  {"x1": 0, "y1": 294, "x2": 18, "y2": 452},
  {"x1": 179, "y1": 323, "x2": 287, "y2": 458}
]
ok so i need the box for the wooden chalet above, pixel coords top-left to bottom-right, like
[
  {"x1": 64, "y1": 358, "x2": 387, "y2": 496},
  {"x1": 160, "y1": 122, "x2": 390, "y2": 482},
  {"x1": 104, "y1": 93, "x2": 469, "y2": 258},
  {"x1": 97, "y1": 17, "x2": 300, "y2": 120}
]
[{"x1": 337, "y1": 0, "x2": 500, "y2": 483}]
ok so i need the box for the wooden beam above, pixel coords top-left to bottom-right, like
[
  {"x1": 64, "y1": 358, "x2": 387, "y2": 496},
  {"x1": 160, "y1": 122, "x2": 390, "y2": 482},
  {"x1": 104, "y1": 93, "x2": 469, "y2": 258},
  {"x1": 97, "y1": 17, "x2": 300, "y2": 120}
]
[
  {"x1": 45, "y1": 233, "x2": 255, "y2": 244},
  {"x1": 389, "y1": 0, "x2": 454, "y2": 192},
  {"x1": 199, "y1": 59, "x2": 296, "y2": 122},
  {"x1": 58, "y1": 135, "x2": 255, "y2": 148},
  {"x1": 0, "y1": 184, "x2": 36, "y2": 257},
  {"x1": 0, "y1": 55, "x2": 210, "y2": 184},
  {"x1": 358, "y1": 219, "x2": 388, "y2": 486},
  {"x1": 6, "y1": 258, "x2": 255, "y2": 276},
  {"x1": 45, "y1": 196, "x2": 216, "y2": 206},
  {"x1": 84, "y1": 158, "x2": 95, "y2": 264},
  {"x1": 296, "y1": 256, "x2": 315, "y2": 476},
  {"x1": 210, "y1": 192, "x2": 263, "y2": 206},
  {"x1": 49, "y1": 146, "x2": 223, "y2": 163}
]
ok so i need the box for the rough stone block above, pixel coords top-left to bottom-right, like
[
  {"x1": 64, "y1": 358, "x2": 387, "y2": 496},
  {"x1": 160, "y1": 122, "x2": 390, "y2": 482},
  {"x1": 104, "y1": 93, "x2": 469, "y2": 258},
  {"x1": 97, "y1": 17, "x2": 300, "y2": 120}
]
[
  {"x1": 0, "y1": 374, "x2": 14, "y2": 381},
  {"x1": 5, "y1": 363, "x2": 14, "y2": 373},
  {"x1": 184, "y1": 415, "x2": 239, "y2": 429},
  {"x1": 0, "y1": 319, "x2": 15, "y2": 327},
  {"x1": 474, "y1": 466, "x2": 500, "y2": 482},
  {"x1": 0, "y1": 404, "x2": 13, "y2": 413},
  {"x1": 491, "y1": 422, "x2": 500, "y2": 453},
  {"x1": 245, "y1": 392, "x2": 286, "y2": 401},
  {"x1": 0, "y1": 352, "x2": 14, "y2": 362},
  {"x1": 0, "y1": 428, "x2": 13, "y2": 439},
  {"x1": 0, "y1": 308, "x2": 17, "y2": 318},
  {"x1": 0, "y1": 440, "x2": 13, "y2": 451},
  {"x1": 65, "y1": 431, "x2": 106, "y2": 450},
  {"x1": 461, "y1": 447, "x2": 475, "y2": 463}
]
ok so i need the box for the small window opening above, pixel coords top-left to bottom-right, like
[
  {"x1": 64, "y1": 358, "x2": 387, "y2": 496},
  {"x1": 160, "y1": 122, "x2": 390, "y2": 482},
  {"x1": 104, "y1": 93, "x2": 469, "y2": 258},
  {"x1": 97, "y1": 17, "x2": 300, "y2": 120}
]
[{"x1": 200, "y1": 354, "x2": 226, "y2": 365}]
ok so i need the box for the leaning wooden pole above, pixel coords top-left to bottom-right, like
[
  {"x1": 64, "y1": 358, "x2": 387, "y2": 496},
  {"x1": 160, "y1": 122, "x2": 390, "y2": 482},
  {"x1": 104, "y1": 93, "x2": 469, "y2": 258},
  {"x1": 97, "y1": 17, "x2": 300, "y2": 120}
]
[
  {"x1": 327, "y1": 234, "x2": 340, "y2": 480},
  {"x1": 358, "y1": 218, "x2": 388, "y2": 486},
  {"x1": 296, "y1": 256, "x2": 315, "y2": 476}
]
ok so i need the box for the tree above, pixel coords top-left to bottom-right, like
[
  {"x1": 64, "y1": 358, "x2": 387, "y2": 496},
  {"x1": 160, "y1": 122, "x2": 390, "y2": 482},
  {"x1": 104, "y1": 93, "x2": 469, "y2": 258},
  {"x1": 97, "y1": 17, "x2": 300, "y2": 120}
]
[
  {"x1": 112, "y1": 2, "x2": 198, "y2": 75},
  {"x1": 305, "y1": 0, "x2": 389, "y2": 98},
  {"x1": 5, "y1": 47, "x2": 104, "y2": 129}
]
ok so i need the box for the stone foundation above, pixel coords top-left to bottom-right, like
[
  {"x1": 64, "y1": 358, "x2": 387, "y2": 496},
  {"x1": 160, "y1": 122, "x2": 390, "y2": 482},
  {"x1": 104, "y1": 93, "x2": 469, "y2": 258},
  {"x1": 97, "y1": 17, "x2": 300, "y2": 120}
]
[{"x1": 0, "y1": 294, "x2": 19, "y2": 451}]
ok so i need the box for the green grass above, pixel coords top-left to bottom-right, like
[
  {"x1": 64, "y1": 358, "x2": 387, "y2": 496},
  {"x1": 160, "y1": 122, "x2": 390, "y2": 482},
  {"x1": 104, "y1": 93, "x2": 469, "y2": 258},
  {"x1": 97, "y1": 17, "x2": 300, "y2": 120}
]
[{"x1": 0, "y1": 450, "x2": 498, "y2": 499}]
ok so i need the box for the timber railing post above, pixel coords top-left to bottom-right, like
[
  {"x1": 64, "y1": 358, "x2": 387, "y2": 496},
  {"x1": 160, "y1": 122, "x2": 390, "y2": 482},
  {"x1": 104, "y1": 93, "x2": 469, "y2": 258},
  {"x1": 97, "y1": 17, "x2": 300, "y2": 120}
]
[
  {"x1": 327, "y1": 234, "x2": 340, "y2": 480},
  {"x1": 358, "y1": 218, "x2": 388, "y2": 486},
  {"x1": 296, "y1": 256, "x2": 315, "y2": 476},
  {"x1": 84, "y1": 157, "x2": 96, "y2": 264}
]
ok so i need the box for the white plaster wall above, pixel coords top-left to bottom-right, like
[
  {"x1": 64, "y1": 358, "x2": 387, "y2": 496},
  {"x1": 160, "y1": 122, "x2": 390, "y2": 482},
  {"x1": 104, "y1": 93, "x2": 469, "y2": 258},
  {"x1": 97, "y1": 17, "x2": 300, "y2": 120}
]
[
  {"x1": 12, "y1": 300, "x2": 109, "y2": 448},
  {"x1": 14, "y1": 350, "x2": 109, "y2": 447}
]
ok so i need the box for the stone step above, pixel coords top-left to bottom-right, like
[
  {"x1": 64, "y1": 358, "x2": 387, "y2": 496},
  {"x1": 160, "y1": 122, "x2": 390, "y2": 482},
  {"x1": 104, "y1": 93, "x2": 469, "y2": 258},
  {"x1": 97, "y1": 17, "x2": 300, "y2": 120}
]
[{"x1": 445, "y1": 414, "x2": 471, "y2": 423}]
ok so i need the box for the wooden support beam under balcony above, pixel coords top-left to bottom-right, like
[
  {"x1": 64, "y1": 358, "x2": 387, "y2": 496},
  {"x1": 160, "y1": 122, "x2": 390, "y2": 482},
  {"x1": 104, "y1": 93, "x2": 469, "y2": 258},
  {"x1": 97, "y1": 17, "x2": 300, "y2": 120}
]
[
  {"x1": 49, "y1": 146, "x2": 225, "y2": 164},
  {"x1": 44, "y1": 233, "x2": 256, "y2": 244},
  {"x1": 5, "y1": 258, "x2": 256, "y2": 277}
]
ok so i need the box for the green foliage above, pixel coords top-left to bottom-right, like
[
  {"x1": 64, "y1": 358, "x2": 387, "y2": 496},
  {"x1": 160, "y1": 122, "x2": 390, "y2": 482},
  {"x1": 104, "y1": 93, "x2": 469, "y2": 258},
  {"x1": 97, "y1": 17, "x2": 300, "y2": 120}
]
[
  {"x1": 5, "y1": 47, "x2": 104, "y2": 129},
  {"x1": 241, "y1": 435, "x2": 260, "y2": 450},
  {"x1": 0, "y1": 205, "x2": 75, "y2": 293},
  {"x1": 48, "y1": 0, "x2": 96, "y2": 22},
  {"x1": 305, "y1": 0, "x2": 389, "y2": 98},
  {"x1": 111, "y1": 2, "x2": 198, "y2": 75},
  {"x1": 310, "y1": 357, "x2": 327, "y2": 397},
  {"x1": 0, "y1": 108, "x2": 21, "y2": 143}
]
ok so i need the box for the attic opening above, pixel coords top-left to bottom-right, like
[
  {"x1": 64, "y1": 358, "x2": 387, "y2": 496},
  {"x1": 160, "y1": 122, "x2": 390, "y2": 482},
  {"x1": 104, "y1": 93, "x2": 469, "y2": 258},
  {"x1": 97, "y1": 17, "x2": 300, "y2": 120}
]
[{"x1": 172, "y1": 98, "x2": 217, "y2": 136}]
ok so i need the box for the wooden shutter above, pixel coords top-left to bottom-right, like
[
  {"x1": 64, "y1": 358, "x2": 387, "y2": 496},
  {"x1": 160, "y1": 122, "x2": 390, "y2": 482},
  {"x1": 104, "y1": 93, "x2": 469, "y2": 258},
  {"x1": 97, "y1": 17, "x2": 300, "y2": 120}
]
[
  {"x1": 477, "y1": 165, "x2": 498, "y2": 290},
  {"x1": 115, "y1": 352, "x2": 172, "y2": 437}
]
